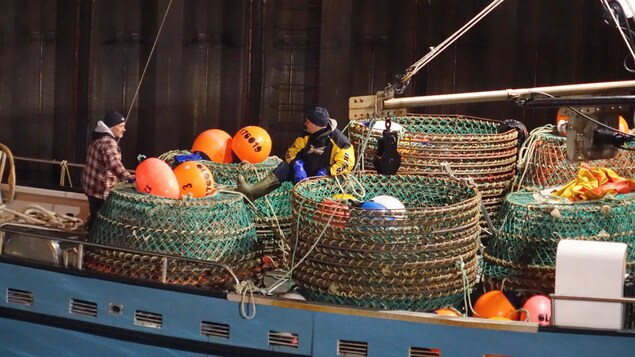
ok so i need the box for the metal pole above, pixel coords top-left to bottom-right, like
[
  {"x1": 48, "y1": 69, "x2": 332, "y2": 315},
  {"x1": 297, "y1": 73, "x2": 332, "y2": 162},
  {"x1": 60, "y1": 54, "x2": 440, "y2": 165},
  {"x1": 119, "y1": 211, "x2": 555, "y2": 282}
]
[
  {"x1": 13, "y1": 156, "x2": 85, "y2": 168},
  {"x1": 383, "y1": 80, "x2": 635, "y2": 108}
]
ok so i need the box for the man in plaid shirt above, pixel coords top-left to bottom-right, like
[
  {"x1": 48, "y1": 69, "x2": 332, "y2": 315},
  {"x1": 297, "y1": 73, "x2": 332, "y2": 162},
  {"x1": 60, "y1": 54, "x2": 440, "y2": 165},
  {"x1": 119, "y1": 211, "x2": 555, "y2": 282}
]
[{"x1": 82, "y1": 111, "x2": 132, "y2": 229}]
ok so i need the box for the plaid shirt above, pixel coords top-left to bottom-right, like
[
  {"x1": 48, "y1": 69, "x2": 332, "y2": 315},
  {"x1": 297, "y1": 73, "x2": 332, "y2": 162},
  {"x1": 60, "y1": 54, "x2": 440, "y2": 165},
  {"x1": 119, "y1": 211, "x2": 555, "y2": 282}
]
[{"x1": 82, "y1": 135, "x2": 131, "y2": 199}]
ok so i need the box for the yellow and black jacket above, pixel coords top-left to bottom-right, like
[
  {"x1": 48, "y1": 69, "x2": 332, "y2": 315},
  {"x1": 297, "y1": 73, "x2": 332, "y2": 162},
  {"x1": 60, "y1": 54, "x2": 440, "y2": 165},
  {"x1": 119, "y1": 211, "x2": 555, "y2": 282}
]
[{"x1": 284, "y1": 119, "x2": 355, "y2": 176}]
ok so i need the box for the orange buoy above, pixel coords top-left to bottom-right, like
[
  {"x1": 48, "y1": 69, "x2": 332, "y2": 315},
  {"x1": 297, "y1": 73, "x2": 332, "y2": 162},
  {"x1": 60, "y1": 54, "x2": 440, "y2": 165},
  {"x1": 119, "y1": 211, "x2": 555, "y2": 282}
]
[
  {"x1": 619, "y1": 115, "x2": 630, "y2": 133},
  {"x1": 191, "y1": 129, "x2": 233, "y2": 163},
  {"x1": 231, "y1": 126, "x2": 272, "y2": 163},
  {"x1": 557, "y1": 109, "x2": 630, "y2": 136},
  {"x1": 173, "y1": 161, "x2": 215, "y2": 198},
  {"x1": 435, "y1": 307, "x2": 462, "y2": 317},
  {"x1": 556, "y1": 108, "x2": 569, "y2": 137},
  {"x1": 135, "y1": 158, "x2": 180, "y2": 199},
  {"x1": 473, "y1": 290, "x2": 519, "y2": 320}
]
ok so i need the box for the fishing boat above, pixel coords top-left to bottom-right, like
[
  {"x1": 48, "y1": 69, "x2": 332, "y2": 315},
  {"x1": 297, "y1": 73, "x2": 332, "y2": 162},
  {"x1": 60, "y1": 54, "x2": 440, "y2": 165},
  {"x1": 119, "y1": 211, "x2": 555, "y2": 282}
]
[
  {"x1": 3, "y1": 79, "x2": 635, "y2": 356},
  {"x1": 3, "y1": 1, "x2": 635, "y2": 356},
  {"x1": 7, "y1": 193, "x2": 635, "y2": 357}
]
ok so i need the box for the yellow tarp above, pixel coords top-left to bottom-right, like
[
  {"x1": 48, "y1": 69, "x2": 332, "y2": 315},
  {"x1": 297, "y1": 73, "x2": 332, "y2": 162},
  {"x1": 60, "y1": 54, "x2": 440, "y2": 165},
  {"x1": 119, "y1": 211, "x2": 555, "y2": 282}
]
[{"x1": 552, "y1": 163, "x2": 635, "y2": 201}]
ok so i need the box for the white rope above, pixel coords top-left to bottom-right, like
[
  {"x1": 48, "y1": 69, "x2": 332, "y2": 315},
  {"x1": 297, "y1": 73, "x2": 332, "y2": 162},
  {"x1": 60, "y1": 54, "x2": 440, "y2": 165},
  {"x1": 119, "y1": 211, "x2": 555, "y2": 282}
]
[
  {"x1": 0, "y1": 143, "x2": 16, "y2": 203},
  {"x1": 439, "y1": 162, "x2": 493, "y2": 237},
  {"x1": 59, "y1": 160, "x2": 73, "y2": 188},
  {"x1": 333, "y1": 173, "x2": 366, "y2": 200},
  {"x1": 352, "y1": 116, "x2": 379, "y2": 172},
  {"x1": 456, "y1": 257, "x2": 477, "y2": 317},
  {"x1": 264, "y1": 196, "x2": 337, "y2": 295},
  {"x1": 0, "y1": 204, "x2": 85, "y2": 231},
  {"x1": 265, "y1": 176, "x2": 365, "y2": 294},
  {"x1": 236, "y1": 280, "x2": 268, "y2": 320},
  {"x1": 511, "y1": 125, "x2": 555, "y2": 192}
]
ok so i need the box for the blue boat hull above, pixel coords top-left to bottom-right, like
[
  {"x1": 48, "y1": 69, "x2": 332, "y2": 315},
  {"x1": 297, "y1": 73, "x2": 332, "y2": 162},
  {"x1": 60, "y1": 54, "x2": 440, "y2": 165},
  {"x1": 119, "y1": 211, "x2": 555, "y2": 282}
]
[{"x1": 2, "y1": 259, "x2": 635, "y2": 356}]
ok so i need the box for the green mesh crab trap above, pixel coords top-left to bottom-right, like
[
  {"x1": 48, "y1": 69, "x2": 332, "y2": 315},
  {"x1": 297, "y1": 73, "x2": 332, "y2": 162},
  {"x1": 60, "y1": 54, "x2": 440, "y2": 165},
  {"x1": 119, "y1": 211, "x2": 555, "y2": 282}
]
[
  {"x1": 85, "y1": 185, "x2": 259, "y2": 288},
  {"x1": 349, "y1": 115, "x2": 519, "y2": 233},
  {"x1": 513, "y1": 125, "x2": 635, "y2": 191},
  {"x1": 159, "y1": 151, "x2": 293, "y2": 268},
  {"x1": 483, "y1": 190, "x2": 635, "y2": 296},
  {"x1": 202, "y1": 156, "x2": 293, "y2": 268},
  {"x1": 290, "y1": 173, "x2": 482, "y2": 312}
]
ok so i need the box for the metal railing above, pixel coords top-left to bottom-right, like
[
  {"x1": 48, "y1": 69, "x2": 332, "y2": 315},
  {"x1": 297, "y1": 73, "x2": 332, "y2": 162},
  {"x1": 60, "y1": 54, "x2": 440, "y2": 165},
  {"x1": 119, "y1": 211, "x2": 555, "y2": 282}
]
[{"x1": 0, "y1": 222, "x2": 241, "y2": 287}]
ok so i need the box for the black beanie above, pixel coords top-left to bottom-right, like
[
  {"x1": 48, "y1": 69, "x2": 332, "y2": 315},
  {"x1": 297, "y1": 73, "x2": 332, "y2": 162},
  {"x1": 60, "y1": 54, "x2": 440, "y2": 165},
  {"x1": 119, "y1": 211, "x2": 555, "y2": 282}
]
[
  {"x1": 103, "y1": 111, "x2": 125, "y2": 128},
  {"x1": 305, "y1": 107, "x2": 330, "y2": 127}
]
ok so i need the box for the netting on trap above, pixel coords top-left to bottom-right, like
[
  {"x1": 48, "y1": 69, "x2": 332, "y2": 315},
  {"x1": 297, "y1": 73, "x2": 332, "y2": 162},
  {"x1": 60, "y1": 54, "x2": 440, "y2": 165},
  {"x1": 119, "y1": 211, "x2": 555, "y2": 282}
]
[
  {"x1": 158, "y1": 151, "x2": 293, "y2": 268},
  {"x1": 202, "y1": 156, "x2": 293, "y2": 268},
  {"x1": 290, "y1": 173, "x2": 482, "y2": 311},
  {"x1": 84, "y1": 249, "x2": 260, "y2": 287},
  {"x1": 513, "y1": 125, "x2": 635, "y2": 191},
  {"x1": 348, "y1": 115, "x2": 518, "y2": 233},
  {"x1": 86, "y1": 185, "x2": 258, "y2": 288},
  {"x1": 483, "y1": 190, "x2": 635, "y2": 295}
]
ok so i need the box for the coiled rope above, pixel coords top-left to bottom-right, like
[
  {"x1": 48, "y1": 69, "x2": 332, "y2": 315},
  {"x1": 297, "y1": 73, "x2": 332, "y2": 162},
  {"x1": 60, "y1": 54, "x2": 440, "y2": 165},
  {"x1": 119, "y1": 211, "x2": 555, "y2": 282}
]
[{"x1": 0, "y1": 204, "x2": 85, "y2": 231}]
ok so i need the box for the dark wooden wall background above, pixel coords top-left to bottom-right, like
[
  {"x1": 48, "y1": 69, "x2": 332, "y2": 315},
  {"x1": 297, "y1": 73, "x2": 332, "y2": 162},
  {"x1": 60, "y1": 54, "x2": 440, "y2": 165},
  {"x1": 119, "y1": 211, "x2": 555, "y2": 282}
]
[{"x1": 0, "y1": 0, "x2": 632, "y2": 187}]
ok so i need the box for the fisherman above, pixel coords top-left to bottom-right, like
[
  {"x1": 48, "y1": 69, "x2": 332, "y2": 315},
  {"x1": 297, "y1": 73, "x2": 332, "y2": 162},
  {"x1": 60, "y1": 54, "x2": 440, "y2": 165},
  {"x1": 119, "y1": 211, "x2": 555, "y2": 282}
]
[
  {"x1": 82, "y1": 111, "x2": 133, "y2": 230},
  {"x1": 236, "y1": 106, "x2": 355, "y2": 201}
]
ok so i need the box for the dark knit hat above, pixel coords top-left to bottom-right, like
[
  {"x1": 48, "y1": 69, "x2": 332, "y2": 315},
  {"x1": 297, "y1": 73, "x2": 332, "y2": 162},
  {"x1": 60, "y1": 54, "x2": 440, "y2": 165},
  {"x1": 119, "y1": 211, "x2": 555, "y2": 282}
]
[
  {"x1": 103, "y1": 111, "x2": 125, "y2": 128},
  {"x1": 305, "y1": 107, "x2": 330, "y2": 127}
]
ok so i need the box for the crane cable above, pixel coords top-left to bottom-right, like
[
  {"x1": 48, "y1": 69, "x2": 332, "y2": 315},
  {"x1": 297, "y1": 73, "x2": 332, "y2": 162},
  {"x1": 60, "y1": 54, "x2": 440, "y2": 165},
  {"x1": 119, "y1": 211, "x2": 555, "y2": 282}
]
[
  {"x1": 125, "y1": 0, "x2": 174, "y2": 121},
  {"x1": 381, "y1": 0, "x2": 506, "y2": 97},
  {"x1": 600, "y1": 0, "x2": 635, "y2": 69}
]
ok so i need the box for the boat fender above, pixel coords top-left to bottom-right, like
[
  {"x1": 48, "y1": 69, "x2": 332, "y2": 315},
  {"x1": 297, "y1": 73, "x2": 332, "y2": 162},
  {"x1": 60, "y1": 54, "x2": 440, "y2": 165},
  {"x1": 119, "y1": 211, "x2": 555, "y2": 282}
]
[{"x1": 279, "y1": 285, "x2": 307, "y2": 301}]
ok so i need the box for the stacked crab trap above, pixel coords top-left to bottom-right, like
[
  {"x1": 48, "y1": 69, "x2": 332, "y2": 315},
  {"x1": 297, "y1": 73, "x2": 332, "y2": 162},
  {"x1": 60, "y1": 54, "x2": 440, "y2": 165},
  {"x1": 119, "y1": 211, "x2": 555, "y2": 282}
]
[
  {"x1": 512, "y1": 126, "x2": 635, "y2": 190},
  {"x1": 203, "y1": 156, "x2": 293, "y2": 268},
  {"x1": 290, "y1": 173, "x2": 481, "y2": 312},
  {"x1": 484, "y1": 190, "x2": 635, "y2": 294},
  {"x1": 483, "y1": 126, "x2": 635, "y2": 295},
  {"x1": 348, "y1": 115, "x2": 519, "y2": 234},
  {"x1": 85, "y1": 186, "x2": 258, "y2": 288}
]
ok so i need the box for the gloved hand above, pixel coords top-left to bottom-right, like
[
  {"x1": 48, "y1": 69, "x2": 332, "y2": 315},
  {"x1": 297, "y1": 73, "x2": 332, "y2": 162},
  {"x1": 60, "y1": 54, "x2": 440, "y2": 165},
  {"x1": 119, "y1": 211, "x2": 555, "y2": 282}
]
[
  {"x1": 292, "y1": 160, "x2": 308, "y2": 184},
  {"x1": 315, "y1": 168, "x2": 328, "y2": 177}
]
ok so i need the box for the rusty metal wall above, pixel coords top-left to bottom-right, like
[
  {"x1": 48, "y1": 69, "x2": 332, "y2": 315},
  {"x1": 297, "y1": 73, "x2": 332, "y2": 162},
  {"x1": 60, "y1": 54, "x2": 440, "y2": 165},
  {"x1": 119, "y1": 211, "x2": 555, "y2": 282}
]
[{"x1": 0, "y1": 0, "x2": 631, "y2": 187}]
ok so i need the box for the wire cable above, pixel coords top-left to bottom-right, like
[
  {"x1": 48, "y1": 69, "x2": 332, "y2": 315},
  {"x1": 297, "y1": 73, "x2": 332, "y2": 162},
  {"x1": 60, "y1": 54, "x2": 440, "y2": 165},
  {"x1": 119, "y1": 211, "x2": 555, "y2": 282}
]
[
  {"x1": 601, "y1": 0, "x2": 635, "y2": 69},
  {"x1": 383, "y1": 0, "x2": 506, "y2": 95},
  {"x1": 125, "y1": 0, "x2": 174, "y2": 121}
]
